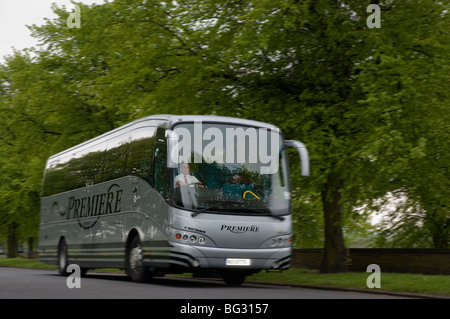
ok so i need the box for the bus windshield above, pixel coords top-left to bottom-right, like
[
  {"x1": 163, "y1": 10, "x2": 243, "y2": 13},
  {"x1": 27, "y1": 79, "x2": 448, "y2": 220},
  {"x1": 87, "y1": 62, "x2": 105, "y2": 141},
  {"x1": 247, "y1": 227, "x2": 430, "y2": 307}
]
[{"x1": 171, "y1": 122, "x2": 291, "y2": 217}]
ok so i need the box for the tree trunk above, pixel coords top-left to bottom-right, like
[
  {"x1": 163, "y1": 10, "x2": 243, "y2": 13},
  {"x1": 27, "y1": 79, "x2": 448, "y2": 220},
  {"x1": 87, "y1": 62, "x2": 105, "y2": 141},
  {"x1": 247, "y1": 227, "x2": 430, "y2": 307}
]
[
  {"x1": 7, "y1": 223, "x2": 18, "y2": 258},
  {"x1": 428, "y1": 211, "x2": 449, "y2": 249},
  {"x1": 27, "y1": 237, "x2": 35, "y2": 259},
  {"x1": 320, "y1": 173, "x2": 348, "y2": 273}
]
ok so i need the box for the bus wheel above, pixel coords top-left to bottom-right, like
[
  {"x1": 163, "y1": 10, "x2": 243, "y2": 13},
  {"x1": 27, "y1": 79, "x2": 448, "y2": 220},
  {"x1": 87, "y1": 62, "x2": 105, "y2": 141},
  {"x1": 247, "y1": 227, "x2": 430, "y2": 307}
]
[
  {"x1": 127, "y1": 236, "x2": 150, "y2": 283},
  {"x1": 58, "y1": 239, "x2": 68, "y2": 276},
  {"x1": 223, "y1": 273, "x2": 246, "y2": 286}
]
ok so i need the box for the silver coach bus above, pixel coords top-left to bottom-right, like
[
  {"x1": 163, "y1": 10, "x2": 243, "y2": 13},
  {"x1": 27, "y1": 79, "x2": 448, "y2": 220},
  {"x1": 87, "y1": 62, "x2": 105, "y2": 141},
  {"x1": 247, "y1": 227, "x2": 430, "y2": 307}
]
[{"x1": 39, "y1": 115, "x2": 309, "y2": 285}]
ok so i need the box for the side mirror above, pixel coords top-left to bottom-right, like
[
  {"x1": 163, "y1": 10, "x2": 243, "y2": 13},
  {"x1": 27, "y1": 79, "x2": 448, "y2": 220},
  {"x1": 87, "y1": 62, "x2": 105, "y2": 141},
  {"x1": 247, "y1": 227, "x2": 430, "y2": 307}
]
[
  {"x1": 165, "y1": 129, "x2": 179, "y2": 168},
  {"x1": 284, "y1": 140, "x2": 310, "y2": 176}
]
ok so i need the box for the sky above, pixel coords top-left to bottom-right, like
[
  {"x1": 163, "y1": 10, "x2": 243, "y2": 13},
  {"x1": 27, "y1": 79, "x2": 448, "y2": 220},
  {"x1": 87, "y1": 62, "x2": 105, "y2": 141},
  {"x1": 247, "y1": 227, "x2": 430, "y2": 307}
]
[{"x1": 0, "y1": 0, "x2": 105, "y2": 63}]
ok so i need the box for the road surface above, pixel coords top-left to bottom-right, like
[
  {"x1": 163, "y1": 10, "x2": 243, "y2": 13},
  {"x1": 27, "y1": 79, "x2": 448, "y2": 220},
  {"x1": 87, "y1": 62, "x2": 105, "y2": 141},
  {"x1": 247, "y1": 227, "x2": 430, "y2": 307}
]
[{"x1": 0, "y1": 267, "x2": 411, "y2": 300}]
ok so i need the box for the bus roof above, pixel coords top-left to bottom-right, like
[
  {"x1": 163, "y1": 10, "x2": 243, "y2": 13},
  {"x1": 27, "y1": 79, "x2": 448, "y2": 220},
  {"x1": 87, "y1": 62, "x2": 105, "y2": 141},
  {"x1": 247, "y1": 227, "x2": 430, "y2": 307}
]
[
  {"x1": 163, "y1": 114, "x2": 279, "y2": 130},
  {"x1": 46, "y1": 114, "x2": 280, "y2": 162}
]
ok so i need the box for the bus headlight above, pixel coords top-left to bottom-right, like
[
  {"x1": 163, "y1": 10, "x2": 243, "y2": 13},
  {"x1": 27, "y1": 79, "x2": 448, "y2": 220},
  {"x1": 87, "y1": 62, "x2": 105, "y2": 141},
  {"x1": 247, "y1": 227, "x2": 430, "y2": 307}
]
[
  {"x1": 263, "y1": 235, "x2": 292, "y2": 248},
  {"x1": 172, "y1": 228, "x2": 212, "y2": 246}
]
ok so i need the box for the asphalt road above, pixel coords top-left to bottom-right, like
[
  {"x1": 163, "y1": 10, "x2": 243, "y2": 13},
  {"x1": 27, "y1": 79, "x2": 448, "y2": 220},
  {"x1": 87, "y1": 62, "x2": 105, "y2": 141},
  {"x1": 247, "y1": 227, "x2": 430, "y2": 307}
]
[{"x1": 0, "y1": 267, "x2": 411, "y2": 300}]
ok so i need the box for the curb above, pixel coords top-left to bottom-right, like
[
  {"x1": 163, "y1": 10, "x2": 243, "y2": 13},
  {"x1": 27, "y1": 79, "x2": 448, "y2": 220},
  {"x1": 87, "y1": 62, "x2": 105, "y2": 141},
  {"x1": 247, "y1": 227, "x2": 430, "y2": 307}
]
[
  {"x1": 166, "y1": 275, "x2": 450, "y2": 299},
  {"x1": 244, "y1": 280, "x2": 450, "y2": 299}
]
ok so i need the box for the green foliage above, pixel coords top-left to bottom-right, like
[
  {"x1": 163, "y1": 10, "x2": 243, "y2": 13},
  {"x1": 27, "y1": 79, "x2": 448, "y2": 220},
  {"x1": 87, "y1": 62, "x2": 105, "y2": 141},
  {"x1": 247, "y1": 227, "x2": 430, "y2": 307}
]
[
  {"x1": 0, "y1": 257, "x2": 57, "y2": 270},
  {"x1": 0, "y1": 0, "x2": 448, "y2": 254},
  {"x1": 356, "y1": 0, "x2": 450, "y2": 247}
]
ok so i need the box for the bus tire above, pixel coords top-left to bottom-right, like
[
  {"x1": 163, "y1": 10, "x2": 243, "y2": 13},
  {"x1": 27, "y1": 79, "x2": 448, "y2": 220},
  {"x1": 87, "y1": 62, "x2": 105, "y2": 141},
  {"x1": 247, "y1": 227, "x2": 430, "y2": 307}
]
[
  {"x1": 223, "y1": 273, "x2": 246, "y2": 286},
  {"x1": 80, "y1": 268, "x2": 89, "y2": 277},
  {"x1": 58, "y1": 239, "x2": 69, "y2": 276},
  {"x1": 127, "y1": 235, "x2": 150, "y2": 283}
]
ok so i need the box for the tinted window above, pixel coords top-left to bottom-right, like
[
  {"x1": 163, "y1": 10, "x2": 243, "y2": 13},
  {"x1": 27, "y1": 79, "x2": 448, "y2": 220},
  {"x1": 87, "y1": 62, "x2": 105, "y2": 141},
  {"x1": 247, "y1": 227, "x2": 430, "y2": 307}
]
[
  {"x1": 154, "y1": 128, "x2": 169, "y2": 202},
  {"x1": 43, "y1": 126, "x2": 157, "y2": 196}
]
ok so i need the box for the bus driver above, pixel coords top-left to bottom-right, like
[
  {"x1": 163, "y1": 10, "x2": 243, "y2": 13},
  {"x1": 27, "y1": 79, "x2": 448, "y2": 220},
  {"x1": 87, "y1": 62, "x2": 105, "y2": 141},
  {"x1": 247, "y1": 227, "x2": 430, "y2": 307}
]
[{"x1": 174, "y1": 163, "x2": 206, "y2": 188}]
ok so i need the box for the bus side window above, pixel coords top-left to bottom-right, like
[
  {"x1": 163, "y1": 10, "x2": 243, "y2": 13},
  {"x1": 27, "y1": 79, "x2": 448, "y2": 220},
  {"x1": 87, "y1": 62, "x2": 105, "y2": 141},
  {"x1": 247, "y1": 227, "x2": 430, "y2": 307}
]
[{"x1": 154, "y1": 157, "x2": 169, "y2": 202}]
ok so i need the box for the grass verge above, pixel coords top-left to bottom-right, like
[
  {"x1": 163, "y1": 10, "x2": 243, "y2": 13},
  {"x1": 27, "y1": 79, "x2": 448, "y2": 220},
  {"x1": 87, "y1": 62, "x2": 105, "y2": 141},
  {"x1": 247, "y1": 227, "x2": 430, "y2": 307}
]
[
  {"x1": 0, "y1": 257, "x2": 57, "y2": 270},
  {"x1": 248, "y1": 268, "x2": 450, "y2": 297},
  {"x1": 1, "y1": 257, "x2": 449, "y2": 297}
]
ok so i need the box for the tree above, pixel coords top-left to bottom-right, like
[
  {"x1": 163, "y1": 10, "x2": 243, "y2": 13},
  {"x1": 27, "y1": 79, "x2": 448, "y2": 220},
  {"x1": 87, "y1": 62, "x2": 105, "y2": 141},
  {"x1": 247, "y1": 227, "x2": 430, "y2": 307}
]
[
  {"x1": 357, "y1": 0, "x2": 450, "y2": 248},
  {"x1": 166, "y1": 0, "x2": 450, "y2": 265},
  {"x1": 168, "y1": 0, "x2": 374, "y2": 272},
  {"x1": 0, "y1": 0, "x2": 448, "y2": 264}
]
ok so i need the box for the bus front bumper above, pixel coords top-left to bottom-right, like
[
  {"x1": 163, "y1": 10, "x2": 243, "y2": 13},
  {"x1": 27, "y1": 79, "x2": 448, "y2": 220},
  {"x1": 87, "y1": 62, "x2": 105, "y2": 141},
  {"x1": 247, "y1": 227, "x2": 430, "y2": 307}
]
[{"x1": 142, "y1": 243, "x2": 291, "y2": 271}]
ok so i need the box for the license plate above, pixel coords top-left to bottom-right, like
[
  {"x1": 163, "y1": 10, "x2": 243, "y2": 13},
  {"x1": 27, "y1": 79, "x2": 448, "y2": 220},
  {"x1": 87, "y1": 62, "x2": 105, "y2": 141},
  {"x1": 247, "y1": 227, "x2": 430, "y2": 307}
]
[{"x1": 225, "y1": 258, "x2": 251, "y2": 266}]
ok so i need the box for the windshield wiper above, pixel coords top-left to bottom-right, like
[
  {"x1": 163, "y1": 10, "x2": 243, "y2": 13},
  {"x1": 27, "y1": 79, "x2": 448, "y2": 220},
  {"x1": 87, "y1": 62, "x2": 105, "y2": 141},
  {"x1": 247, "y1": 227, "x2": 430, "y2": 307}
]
[
  {"x1": 191, "y1": 200, "x2": 241, "y2": 217},
  {"x1": 267, "y1": 211, "x2": 286, "y2": 221},
  {"x1": 191, "y1": 200, "x2": 285, "y2": 220},
  {"x1": 225, "y1": 207, "x2": 285, "y2": 221}
]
